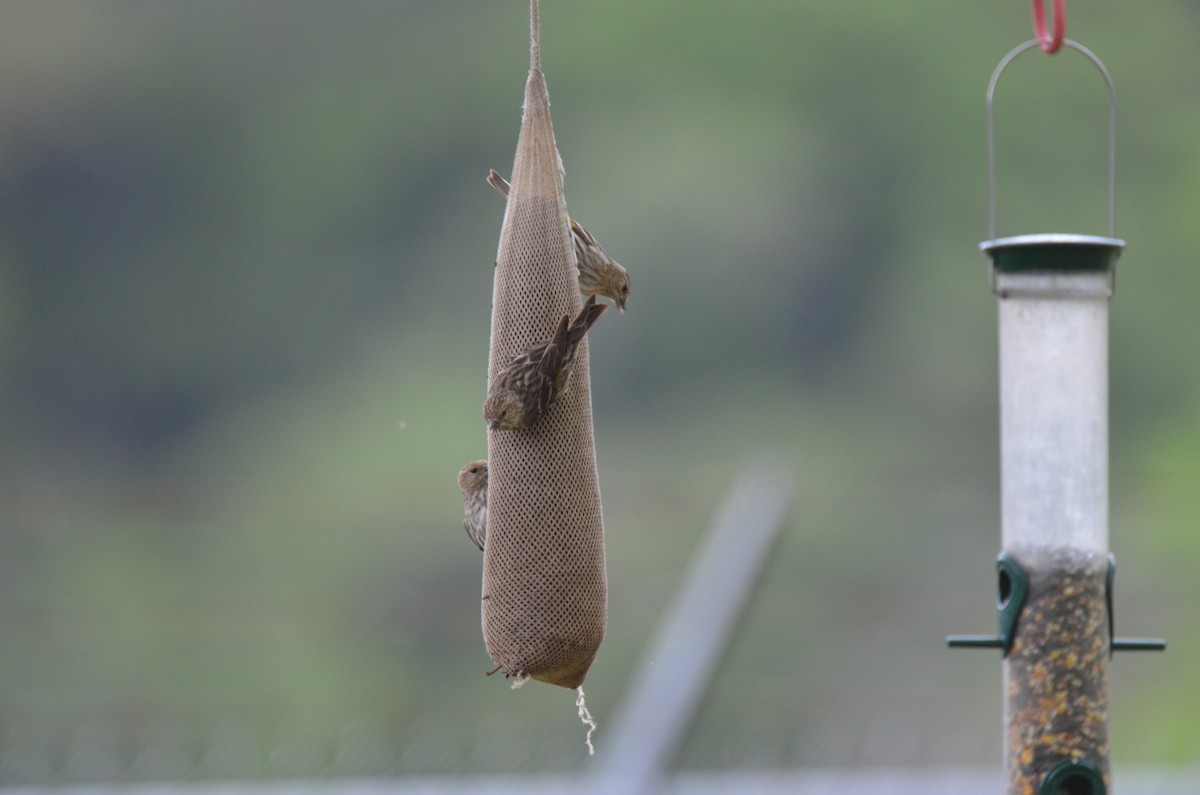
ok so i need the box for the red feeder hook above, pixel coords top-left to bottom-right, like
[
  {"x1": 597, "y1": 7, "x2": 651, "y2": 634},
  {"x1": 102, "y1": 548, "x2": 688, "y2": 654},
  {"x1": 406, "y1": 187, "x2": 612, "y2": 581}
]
[{"x1": 1031, "y1": 0, "x2": 1066, "y2": 54}]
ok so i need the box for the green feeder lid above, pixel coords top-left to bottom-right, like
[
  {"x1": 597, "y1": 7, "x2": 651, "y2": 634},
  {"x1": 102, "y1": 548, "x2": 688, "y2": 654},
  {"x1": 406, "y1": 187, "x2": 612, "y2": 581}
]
[{"x1": 980, "y1": 233, "x2": 1125, "y2": 273}]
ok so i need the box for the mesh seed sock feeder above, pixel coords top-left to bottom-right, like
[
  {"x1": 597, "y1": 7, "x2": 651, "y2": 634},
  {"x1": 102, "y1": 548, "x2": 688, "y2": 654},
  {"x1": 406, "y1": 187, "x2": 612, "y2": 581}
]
[
  {"x1": 482, "y1": 0, "x2": 606, "y2": 690},
  {"x1": 947, "y1": 21, "x2": 1163, "y2": 795}
]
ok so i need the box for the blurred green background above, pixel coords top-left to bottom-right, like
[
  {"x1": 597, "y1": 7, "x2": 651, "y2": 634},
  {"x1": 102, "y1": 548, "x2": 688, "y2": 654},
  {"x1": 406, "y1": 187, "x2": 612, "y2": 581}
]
[{"x1": 1, "y1": 0, "x2": 1197, "y2": 783}]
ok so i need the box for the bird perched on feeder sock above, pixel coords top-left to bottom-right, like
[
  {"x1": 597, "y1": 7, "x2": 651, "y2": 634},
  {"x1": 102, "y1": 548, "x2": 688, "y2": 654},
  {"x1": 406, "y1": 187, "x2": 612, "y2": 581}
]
[
  {"x1": 488, "y1": 169, "x2": 631, "y2": 311},
  {"x1": 483, "y1": 295, "x2": 607, "y2": 431},
  {"x1": 458, "y1": 459, "x2": 488, "y2": 551}
]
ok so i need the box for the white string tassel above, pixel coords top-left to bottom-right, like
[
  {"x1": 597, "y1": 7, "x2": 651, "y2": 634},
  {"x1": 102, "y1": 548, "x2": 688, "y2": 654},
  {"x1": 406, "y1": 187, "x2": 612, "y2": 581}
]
[{"x1": 575, "y1": 686, "x2": 597, "y2": 756}]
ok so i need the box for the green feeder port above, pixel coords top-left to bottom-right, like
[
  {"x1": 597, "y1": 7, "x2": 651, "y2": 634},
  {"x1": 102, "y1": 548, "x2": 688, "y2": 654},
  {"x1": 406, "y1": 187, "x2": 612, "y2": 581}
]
[
  {"x1": 946, "y1": 552, "x2": 1028, "y2": 656},
  {"x1": 948, "y1": 552, "x2": 1165, "y2": 656},
  {"x1": 1040, "y1": 759, "x2": 1106, "y2": 795}
]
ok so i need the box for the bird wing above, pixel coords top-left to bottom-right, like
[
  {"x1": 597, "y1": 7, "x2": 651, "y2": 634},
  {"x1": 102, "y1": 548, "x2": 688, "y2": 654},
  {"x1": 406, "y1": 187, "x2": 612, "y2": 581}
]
[
  {"x1": 570, "y1": 218, "x2": 600, "y2": 251},
  {"x1": 536, "y1": 338, "x2": 562, "y2": 415},
  {"x1": 487, "y1": 169, "x2": 511, "y2": 199}
]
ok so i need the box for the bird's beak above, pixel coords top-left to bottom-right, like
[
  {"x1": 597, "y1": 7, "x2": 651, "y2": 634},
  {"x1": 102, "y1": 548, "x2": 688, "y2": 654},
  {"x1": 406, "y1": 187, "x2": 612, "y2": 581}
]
[
  {"x1": 616, "y1": 297, "x2": 626, "y2": 313},
  {"x1": 487, "y1": 419, "x2": 500, "y2": 431}
]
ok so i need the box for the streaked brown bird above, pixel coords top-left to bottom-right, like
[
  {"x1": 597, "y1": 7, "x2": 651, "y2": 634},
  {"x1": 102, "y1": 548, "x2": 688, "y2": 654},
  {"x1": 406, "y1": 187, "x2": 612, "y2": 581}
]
[
  {"x1": 487, "y1": 169, "x2": 631, "y2": 311},
  {"x1": 483, "y1": 295, "x2": 608, "y2": 431},
  {"x1": 458, "y1": 460, "x2": 488, "y2": 551}
]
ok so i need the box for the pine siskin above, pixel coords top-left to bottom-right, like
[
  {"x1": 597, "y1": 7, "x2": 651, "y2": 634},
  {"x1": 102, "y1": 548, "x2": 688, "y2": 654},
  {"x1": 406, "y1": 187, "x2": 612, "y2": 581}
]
[
  {"x1": 487, "y1": 169, "x2": 631, "y2": 311},
  {"x1": 484, "y1": 295, "x2": 607, "y2": 431},
  {"x1": 458, "y1": 459, "x2": 488, "y2": 551}
]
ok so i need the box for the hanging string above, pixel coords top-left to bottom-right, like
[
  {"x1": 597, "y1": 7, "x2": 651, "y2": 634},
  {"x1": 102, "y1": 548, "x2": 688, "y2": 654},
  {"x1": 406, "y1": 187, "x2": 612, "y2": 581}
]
[
  {"x1": 530, "y1": 0, "x2": 540, "y2": 71},
  {"x1": 1031, "y1": 0, "x2": 1066, "y2": 54}
]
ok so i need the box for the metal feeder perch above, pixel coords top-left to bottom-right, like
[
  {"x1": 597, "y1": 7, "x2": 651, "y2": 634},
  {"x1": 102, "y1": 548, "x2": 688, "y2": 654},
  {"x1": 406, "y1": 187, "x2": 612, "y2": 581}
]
[{"x1": 946, "y1": 25, "x2": 1164, "y2": 795}]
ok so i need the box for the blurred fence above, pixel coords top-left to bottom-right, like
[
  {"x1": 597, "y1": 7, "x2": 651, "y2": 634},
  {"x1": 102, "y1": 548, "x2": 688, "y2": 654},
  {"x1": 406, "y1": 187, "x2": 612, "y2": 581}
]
[
  {"x1": 3, "y1": 768, "x2": 1200, "y2": 795},
  {"x1": 0, "y1": 709, "x2": 1005, "y2": 785}
]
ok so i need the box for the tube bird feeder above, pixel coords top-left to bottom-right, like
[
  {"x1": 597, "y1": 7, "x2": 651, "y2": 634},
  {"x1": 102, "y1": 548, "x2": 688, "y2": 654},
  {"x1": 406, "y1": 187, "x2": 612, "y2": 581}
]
[{"x1": 947, "y1": 39, "x2": 1164, "y2": 795}]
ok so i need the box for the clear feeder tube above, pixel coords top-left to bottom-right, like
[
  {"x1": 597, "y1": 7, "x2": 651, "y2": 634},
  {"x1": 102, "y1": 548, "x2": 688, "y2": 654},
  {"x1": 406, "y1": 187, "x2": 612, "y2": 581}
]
[
  {"x1": 994, "y1": 257, "x2": 1118, "y2": 794},
  {"x1": 1000, "y1": 273, "x2": 1109, "y2": 555}
]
